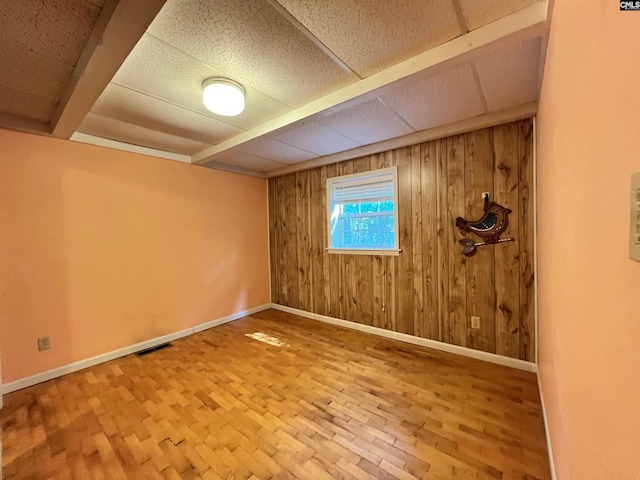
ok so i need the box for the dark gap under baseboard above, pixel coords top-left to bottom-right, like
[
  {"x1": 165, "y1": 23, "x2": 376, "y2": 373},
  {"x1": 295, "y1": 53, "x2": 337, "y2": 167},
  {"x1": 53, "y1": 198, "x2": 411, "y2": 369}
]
[{"x1": 135, "y1": 342, "x2": 172, "y2": 357}]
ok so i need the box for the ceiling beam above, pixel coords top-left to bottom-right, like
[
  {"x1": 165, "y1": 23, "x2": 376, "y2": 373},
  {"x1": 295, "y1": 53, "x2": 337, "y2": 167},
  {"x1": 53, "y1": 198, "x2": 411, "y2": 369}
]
[
  {"x1": 50, "y1": 0, "x2": 167, "y2": 139},
  {"x1": 195, "y1": 161, "x2": 267, "y2": 178},
  {"x1": 265, "y1": 102, "x2": 538, "y2": 178},
  {"x1": 70, "y1": 132, "x2": 190, "y2": 163},
  {"x1": 191, "y1": 1, "x2": 547, "y2": 166}
]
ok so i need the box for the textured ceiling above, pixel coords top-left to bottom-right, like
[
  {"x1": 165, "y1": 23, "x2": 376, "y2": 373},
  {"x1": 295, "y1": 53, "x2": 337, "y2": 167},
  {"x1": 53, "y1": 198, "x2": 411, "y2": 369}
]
[
  {"x1": 272, "y1": 0, "x2": 463, "y2": 78},
  {"x1": 146, "y1": 0, "x2": 357, "y2": 107},
  {"x1": 0, "y1": 0, "x2": 106, "y2": 122},
  {"x1": 458, "y1": 0, "x2": 539, "y2": 30},
  {"x1": 0, "y1": 0, "x2": 549, "y2": 177}
]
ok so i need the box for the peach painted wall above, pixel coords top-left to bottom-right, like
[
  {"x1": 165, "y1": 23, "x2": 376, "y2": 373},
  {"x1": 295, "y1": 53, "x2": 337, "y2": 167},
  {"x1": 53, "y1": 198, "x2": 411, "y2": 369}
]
[
  {"x1": 0, "y1": 129, "x2": 270, "y2": 383},
  {"x1": 537, "y1": 1, "x2": 640, "y2": 479}
]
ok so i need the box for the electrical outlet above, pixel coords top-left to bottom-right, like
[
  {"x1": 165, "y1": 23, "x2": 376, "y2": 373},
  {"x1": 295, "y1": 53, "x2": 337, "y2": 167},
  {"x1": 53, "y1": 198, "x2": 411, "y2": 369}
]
[
  {"x1": 38, "y1": 336, "x2": 50, "y2": 351},
  {"x1": 482, "y1": 192, "x2": 490, "y2": 202},
  {"x1": 471, "y1": 316, "x2": 481, "y2": 329}
]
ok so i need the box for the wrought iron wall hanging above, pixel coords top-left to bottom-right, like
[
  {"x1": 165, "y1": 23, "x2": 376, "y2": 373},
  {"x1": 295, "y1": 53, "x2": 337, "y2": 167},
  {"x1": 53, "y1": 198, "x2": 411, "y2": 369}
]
[{"x1": 456, "y1": 195, "x2": 514, "y2": 256}]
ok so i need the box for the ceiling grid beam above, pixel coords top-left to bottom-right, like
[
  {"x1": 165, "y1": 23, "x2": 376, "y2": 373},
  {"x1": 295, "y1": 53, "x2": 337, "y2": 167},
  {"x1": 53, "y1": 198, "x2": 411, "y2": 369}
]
[
  {"x1": 470, "y1": 62, "x2": 490, "y2": 113},
  {"x1": 50, "y1": 0, "x2": 168, "y2": 138}
]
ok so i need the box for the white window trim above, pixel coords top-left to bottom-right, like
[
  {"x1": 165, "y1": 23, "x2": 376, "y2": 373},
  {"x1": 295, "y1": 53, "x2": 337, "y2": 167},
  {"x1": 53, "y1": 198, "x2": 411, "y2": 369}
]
[{"x1": 326, "y1": 166, "x2": 401, "y2": 255}]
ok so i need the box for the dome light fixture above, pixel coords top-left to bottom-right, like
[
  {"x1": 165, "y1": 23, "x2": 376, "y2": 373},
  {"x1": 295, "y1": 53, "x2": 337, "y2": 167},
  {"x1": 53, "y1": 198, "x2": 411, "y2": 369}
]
[{"x1": 202, "y1": 77, "x2": 245, "y2": 116}]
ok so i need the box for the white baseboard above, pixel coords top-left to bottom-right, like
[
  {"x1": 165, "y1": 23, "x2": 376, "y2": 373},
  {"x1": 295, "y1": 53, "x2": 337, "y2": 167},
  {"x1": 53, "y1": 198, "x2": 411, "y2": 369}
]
[
  {"x1": 268, "y1": 303, "x2": 537, "y2": 373},
  {"x1": 1, "y1": 304, "x2": 271, "y2": 395},
  {"x1": 537, "y1": 373, "x2": 558, "y2": 480}
]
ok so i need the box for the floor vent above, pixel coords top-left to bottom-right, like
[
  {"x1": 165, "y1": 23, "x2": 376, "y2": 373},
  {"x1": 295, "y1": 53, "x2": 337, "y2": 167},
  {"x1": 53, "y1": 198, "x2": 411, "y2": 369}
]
[{"x1": 135, "y1": 342, "x2": 172, "y2": 357}]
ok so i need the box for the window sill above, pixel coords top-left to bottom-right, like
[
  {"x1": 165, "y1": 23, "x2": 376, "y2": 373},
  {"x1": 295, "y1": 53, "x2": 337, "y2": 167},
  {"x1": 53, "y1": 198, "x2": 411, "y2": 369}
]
[{"x1": 326, "y1": 248, "x2": 401, "y2": 256}]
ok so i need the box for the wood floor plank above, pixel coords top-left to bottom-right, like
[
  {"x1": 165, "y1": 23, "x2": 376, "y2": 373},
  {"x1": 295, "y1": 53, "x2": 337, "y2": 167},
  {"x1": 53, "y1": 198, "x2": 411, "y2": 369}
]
[{"x1": 1, "y1": 309, "x2": 550, "y2": 479}]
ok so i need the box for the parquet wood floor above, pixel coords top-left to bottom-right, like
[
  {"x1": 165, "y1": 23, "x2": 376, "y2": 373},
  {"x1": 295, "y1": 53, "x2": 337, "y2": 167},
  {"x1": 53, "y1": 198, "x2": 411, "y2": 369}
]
[{"x1": 1, "y1": 309, "x2": 550, "y2": 479}]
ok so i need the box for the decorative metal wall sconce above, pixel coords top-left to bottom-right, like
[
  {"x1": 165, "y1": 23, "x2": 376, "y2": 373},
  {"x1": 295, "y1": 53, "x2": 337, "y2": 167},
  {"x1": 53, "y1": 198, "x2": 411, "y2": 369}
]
[{"x1": 456, "y1": 195, "x2": 514, "y2": 256}]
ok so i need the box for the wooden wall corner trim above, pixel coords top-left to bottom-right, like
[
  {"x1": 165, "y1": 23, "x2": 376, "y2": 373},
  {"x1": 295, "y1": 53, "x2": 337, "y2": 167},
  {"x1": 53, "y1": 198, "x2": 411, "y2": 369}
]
[
  {"x1": 537, "y1": 373, "x2": 559, "y2": 480},
  {"x1": 268, "y1": 303, "x2": 537, "y2": 373},
  {"x1": 1, "y1": 304, "x2": 272, "y2": 395}
]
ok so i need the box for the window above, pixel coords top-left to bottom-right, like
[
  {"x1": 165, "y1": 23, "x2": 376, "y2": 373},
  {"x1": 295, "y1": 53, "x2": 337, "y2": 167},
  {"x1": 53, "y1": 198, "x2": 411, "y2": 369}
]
[{"x1": 326, "y1": 166, "x2": 400, "y2": 255}]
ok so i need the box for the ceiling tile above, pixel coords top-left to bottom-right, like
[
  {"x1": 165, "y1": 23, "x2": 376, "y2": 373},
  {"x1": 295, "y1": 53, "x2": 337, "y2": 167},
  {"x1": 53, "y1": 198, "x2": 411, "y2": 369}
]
[
  {"x1": 205, "y1": 152, "x2": 287, "y2": 173},
  {"x1": 458, "y1": 0, "x2": 540, "y2": 31},
  {"x1": 381, "y1": 64, "x2": 485, "y2": 131},
  {"x1": 273, "y1": 121, "x2": 361, "y2": 156},
  {"x1": 78, "y1": 112, "x2": 212, "y2": 155},
  {"x1": 0, "y1": 42, "x2": 73, "y2": 103},
  {"x1": 112, "y1": 35, "x2": 292, "y2": 130},
  {"x1": 147, "y1": 0, "x2": 356, "y2": 107},
  {"x1": 236, "y1": 138, "x2": 316, "y2": 164},
  {"x1": 0, "y1": 85, "x2": 56, "y2": 122},
  {"x1": 91, "y1": 83, "x2": 245, "y2": 145},
  {"x1": 316, "y1": 98, "x2": 414, "y2": 145},
  {"x1": 475, "y1": 38, "x2": 541, "y2": 111},
  {"x1": 275, "y1": 0, "x2": 462, "y2": 78},
  {"x1": 0, "y1": 0, "x2": 104, "y2": 67}
]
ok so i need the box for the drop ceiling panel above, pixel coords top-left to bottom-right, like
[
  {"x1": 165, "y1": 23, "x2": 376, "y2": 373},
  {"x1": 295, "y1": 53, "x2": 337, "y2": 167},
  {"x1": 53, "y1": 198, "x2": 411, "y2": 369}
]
[
  {"x1": 78, "y1": 113, "x2": 212, "y2": 155},
  {"x1": 381, "y1": 64, "x2": 486, "y2": 131},
  {"x1": 205, "y1": 152, "x2": 286, "y2": 173},
  {"x1": 274, "y1": 0, "x2": 462, "y2": 78},
  {"x1": 274, "y1": 121, "x2": 361, "y2": 156},
  {"x1": 0, "y1": 0, "x2": 105, "y2": 67},
  {"x1": 0, "y1": 42, "x2": 73, "y2": 104},
  {"x1": 146, "y1": 0, "x2": 356, "y2": 107},
  {"x1": 475, "y1": 38, "x2": 541, "y2": 111},
  {"x1": 0, "y1": 85, "x2": 57, "y2": 123},
  {"x1": 316, "y1": 98, "x2": 414, "y2": 145},
  {"x1": 91, "y1": 83, "x2": 245, "y2": 145},
  {"x1": 458, "y1": 0, "x2": 540, "y2": 31},
  {"x1": 236, "y1": 138, "x2": 316, "y2": 165},
  {"x1": 112, "y1": 35, "x2": 292, "y2": 131}
]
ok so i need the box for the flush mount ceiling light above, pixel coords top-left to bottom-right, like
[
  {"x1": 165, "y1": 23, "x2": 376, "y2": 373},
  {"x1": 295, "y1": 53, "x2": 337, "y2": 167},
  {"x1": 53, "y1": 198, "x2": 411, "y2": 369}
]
[{"x1": 202, "y1": 77, "x2": 245, "y2": 116}]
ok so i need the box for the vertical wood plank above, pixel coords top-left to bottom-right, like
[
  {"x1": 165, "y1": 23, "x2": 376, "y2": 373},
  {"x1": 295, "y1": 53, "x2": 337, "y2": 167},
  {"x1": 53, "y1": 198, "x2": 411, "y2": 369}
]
[
  {"x1": 276, "y1": 175, "x2": 288, "y2": 307},
  {"x1": 447, "y1": 134, "x2": 467, "y2": 347},
  {"x1": 395, "y1": 147, "x2": 413, "y2": 335},
  {"x1": 436, "y1": 138, "x2": 448, "y2": 343},
  {"x1": 321, "y1": 165, "x2": 331, "y2": 316},
  {"x1": 283, "y1": 173, "x2": 299, "y2": 309},
  {"x1": 371, "y1": 152, "x2": 387, "y2": 329},
  {"x1": 465, "y1": 128, "x2": 495, "y2": 353},
  {"x1": 518, "y1": 118, "x2": 535, "y2": 361},
  {"x1": 493, "y1": 123, "x2": 521, "y2": 359},
  {"x1": 309, "y1": 167, "x2": 325, "y2": 315},
  {"x1": 268, "y1": 178, "x2": 279, "y2": 304},
  {"x1": 340, "y1": 161, "x2": 357, "y2": 322},
  {"x1": 384, "y1": 150, "x2": 396, "y2": 331},
  {"x1": 410, "y1": 145, "x2": 424, "y2": 337},
  {"x1": 326, "y1": 163, "x2": 341, "y2": 318},
  {"x1": 353, "y1": 156, "x2": 373, "y2": 326},
  {"x1": 422, "y1": 141, "x2": 439, "y2": 340},
  {"x1": 296, "y1": 171, "x2": 311, "y2": 312}
]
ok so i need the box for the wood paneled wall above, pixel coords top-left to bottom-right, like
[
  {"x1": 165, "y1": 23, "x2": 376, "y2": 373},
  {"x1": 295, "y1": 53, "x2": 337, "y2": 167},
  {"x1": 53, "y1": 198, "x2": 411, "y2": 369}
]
[{"x1": 268, "y1": 119, "x2": 534, "y2": 361}]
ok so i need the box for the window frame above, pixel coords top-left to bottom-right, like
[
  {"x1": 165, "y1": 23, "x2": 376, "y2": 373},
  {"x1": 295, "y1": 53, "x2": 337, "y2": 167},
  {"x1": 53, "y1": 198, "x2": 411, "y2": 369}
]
[{"x1": 326, "y1": 166, "x2": 401, "y2": 256}]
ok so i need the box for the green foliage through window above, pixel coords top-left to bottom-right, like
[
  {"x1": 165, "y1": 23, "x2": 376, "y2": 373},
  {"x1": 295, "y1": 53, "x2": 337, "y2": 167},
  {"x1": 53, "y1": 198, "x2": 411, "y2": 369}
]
[{"x1": 327, "y1": 166, "x2": 398, "y2": 251}]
